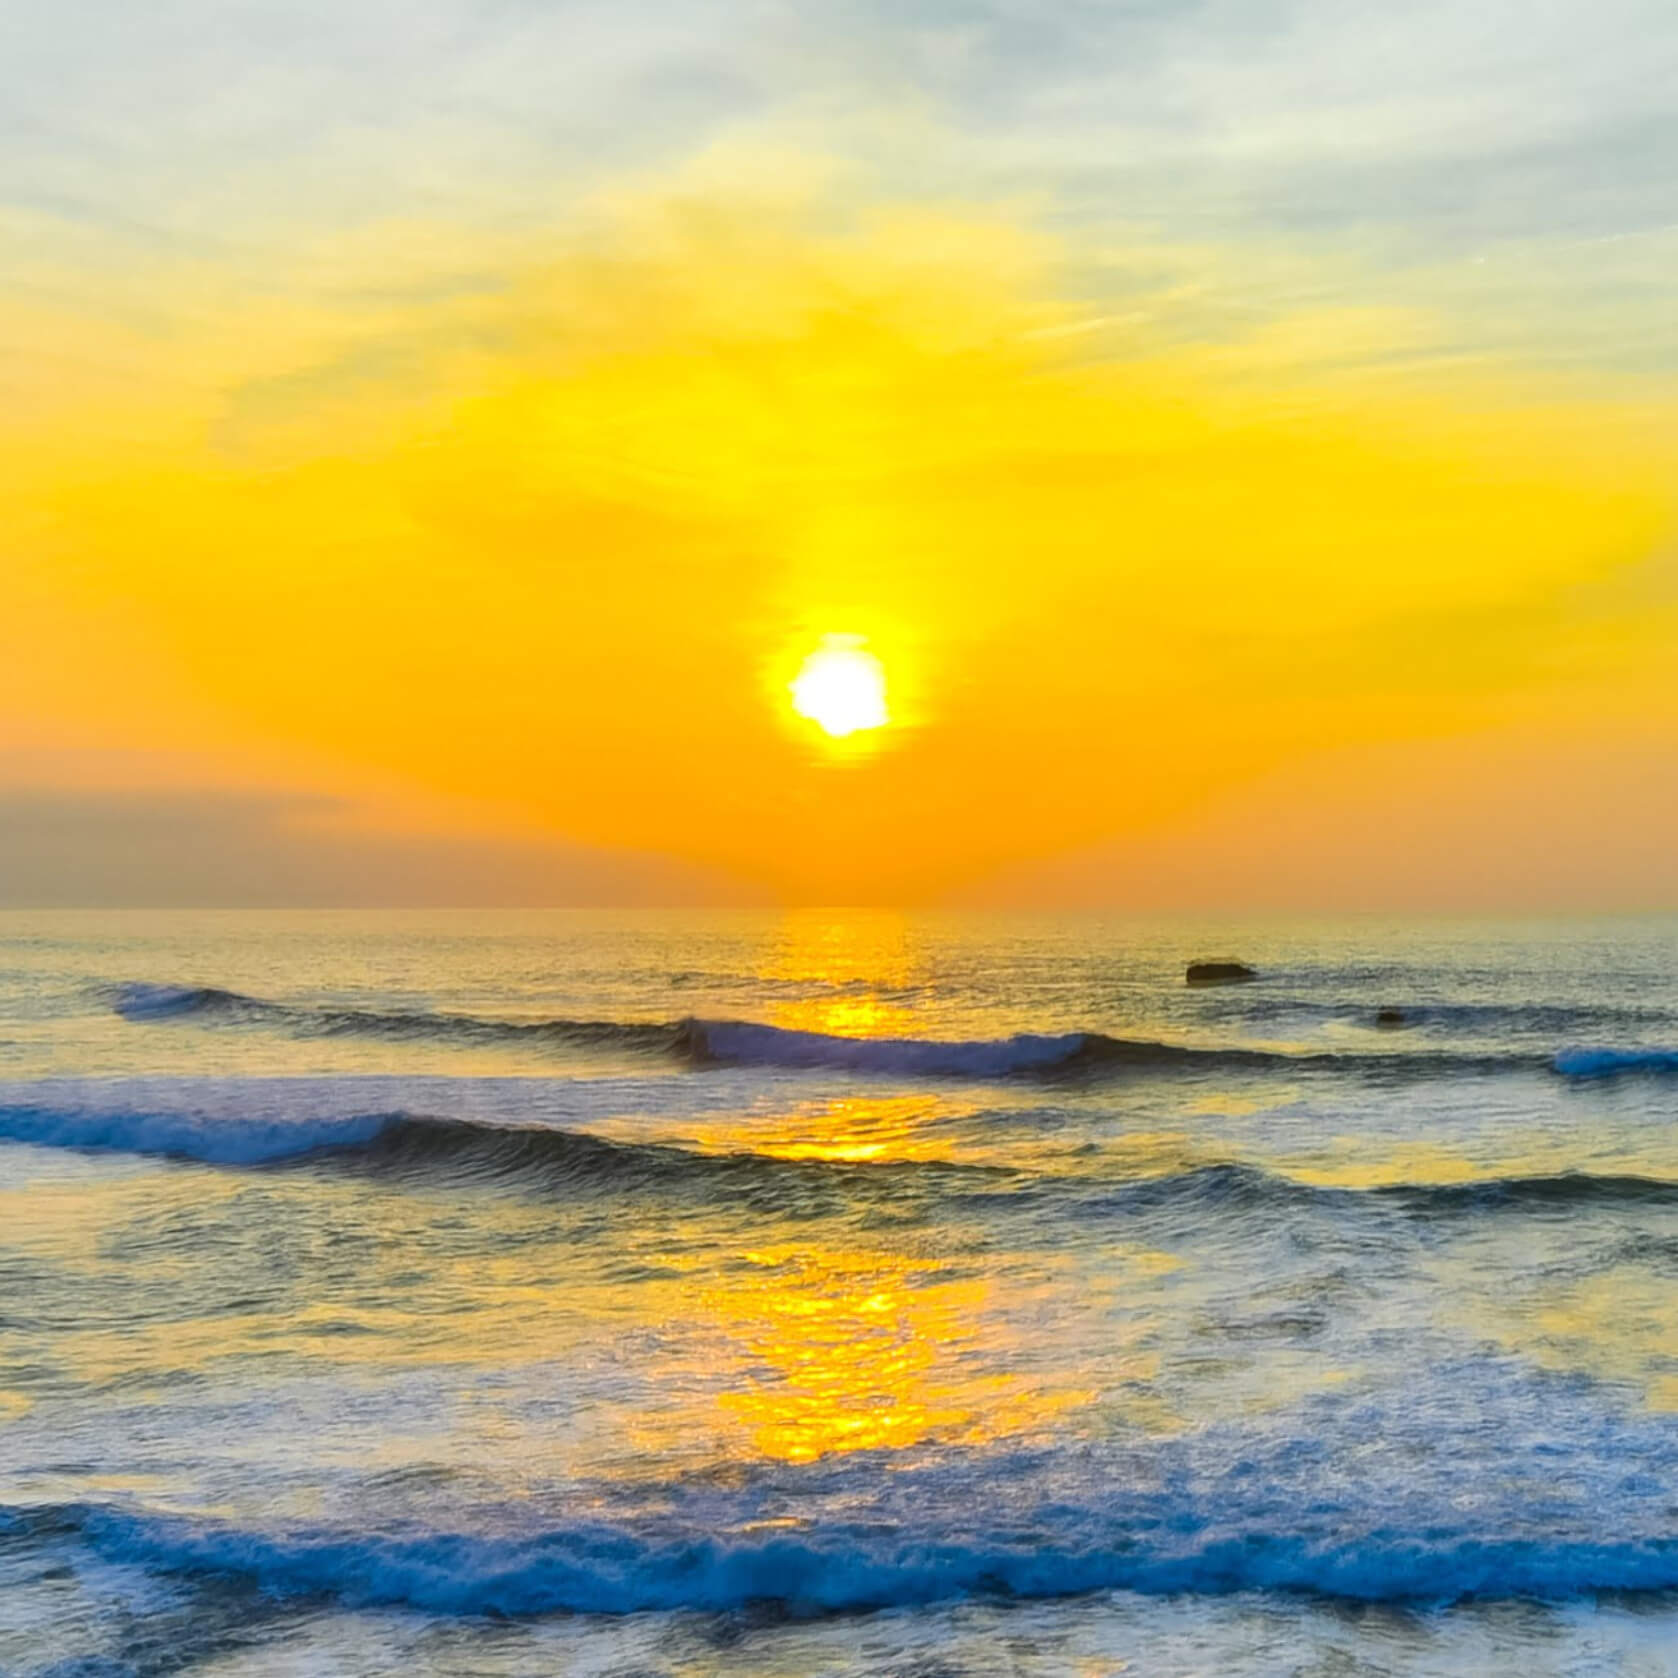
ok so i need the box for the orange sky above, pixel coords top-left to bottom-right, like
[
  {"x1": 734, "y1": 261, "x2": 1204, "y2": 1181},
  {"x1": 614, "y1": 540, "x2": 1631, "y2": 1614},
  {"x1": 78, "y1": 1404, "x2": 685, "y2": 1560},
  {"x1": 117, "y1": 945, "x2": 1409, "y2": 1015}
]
[{"x1": 4, "y1": 15, "x2": 1677, "y2": 906}]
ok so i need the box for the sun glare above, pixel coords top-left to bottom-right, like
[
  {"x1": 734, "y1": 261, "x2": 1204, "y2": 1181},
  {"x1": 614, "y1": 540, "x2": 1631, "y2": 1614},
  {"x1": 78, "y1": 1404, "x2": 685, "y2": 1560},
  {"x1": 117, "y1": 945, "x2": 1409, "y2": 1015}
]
[{"x1": 789, "y1": 636, "x2": 890, "y2": 739}]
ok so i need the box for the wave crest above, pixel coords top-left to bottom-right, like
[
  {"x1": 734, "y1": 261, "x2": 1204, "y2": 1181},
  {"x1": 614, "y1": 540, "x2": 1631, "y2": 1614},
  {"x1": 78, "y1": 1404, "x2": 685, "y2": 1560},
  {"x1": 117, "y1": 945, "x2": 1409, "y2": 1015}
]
[
  {"x1": 1553, "y1": 1046, "x2": 1678, "y2": 1078},
  {"x1": 7, "y1": 1097, "x2": 1678, "y2": 1226},
  {"x1": 106, "y1": 982, "x2": 689, "y2": 1057},
  {"x1": 0, "y1": 1099, "x2": 396, "y2": 1165},
  {"x1": 15, "y1": 1499, "x2": 1678, "y2": 1615},
  {"x1": 105, "y1": 983, "x2": 1546, "y2": 1083}
]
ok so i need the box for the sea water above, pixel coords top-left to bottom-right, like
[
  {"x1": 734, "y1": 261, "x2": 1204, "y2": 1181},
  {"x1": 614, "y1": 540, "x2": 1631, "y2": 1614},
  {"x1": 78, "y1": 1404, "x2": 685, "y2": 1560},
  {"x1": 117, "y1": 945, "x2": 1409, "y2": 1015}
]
[{"x1": 2, "y1": 909, "x2": 1678, "y2": 1675}]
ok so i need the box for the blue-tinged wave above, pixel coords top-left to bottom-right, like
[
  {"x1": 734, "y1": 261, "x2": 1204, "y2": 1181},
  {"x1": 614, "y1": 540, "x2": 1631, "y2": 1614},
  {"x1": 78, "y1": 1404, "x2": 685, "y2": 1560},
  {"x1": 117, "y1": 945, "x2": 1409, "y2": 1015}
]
[
  {"x1": 0, "y1": 1099, "x2": 989, "y2": 1211},
  {"x1": 105, "y1": 982, "x2": 1542, "y2": 1082},
  {"x1": 1553, "y1": 1046, "x2": 1678, "y2": 1078},
  {"x1": 12, "y1": 1499, "x2": 1678, "y2": 1615},
  {"x1": 7, "y1": 1096, "x2": 1678, "y2": 1224},
  {"x1": 692, "y1": 1019, "x2": 1219, "y2": 1077},
  {"x1": 0, "y1": 1100, "x2": 397, "y2": 1165}
]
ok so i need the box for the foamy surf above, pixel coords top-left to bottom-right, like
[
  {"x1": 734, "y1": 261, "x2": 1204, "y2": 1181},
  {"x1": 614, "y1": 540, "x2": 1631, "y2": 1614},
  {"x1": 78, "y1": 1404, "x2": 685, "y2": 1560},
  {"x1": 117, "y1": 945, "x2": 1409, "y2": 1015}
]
[{"x1": 18, "y1": 1482, "x2": 1678, "y2": 1616}]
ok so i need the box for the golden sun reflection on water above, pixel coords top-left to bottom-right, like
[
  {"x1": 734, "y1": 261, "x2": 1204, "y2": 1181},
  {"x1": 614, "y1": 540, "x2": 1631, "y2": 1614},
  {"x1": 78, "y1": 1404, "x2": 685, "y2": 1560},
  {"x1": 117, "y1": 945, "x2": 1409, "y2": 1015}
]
[
  {"x1": 712, "y1": 1246, "x2": 978, "y2": 1461},
  {"x1": 685, "y1": 1092, "x2": 967, "y2": 1165},
  {"x1": 754, "y1": 909, "x2": 925, "y2": 1041},
  {"x1": 700, "y1": 1244, "x2": 1101, "y2": 1463}
]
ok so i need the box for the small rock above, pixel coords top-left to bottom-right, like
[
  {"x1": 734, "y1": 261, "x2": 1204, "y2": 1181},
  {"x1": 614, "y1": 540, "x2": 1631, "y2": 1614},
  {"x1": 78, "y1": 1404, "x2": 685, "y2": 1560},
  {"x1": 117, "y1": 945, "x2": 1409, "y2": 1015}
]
[
  {"x1": 1375, "y1": 1008, "x2": 1408, "y2": 1028},
  {"x1": 1186, "y1": 961, "x2": 1258, "y2": 985}
]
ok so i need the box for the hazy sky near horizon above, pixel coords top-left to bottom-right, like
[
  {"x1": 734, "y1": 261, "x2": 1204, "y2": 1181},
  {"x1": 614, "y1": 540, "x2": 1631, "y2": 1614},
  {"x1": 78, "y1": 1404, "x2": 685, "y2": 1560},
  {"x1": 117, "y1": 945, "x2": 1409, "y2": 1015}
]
[{"x1": 3, "y1": 0, "x2": 1676, "y2": 906}]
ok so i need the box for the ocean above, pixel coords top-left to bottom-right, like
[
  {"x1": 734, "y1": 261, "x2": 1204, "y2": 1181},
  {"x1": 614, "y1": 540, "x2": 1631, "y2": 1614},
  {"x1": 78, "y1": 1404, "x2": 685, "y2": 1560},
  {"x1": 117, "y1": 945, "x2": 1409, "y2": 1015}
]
[{"x1": 3, "y1": 909, "x2": 1678, "y2": 1676}]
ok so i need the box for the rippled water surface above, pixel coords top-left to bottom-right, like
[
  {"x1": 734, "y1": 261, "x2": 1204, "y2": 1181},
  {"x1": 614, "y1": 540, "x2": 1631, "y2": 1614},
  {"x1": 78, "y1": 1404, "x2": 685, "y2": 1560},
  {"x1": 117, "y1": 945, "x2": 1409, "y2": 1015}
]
[{"x1": 3, "y1": 909, "x2": 1678, "y2": 1675}]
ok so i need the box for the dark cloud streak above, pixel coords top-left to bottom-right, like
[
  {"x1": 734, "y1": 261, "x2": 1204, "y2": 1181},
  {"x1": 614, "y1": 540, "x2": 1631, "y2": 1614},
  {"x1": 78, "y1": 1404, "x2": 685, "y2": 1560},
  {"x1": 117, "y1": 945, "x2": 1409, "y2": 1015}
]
[{"x1": 0, "y1": 789, "x2": 750, "y2": 907}]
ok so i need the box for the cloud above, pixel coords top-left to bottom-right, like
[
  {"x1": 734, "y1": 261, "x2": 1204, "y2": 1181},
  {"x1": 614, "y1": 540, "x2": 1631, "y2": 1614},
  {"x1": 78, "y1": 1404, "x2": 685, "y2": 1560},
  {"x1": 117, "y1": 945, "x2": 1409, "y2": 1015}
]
[
  {"x1": 7, "y1": 0, "x2": 1675, "y2": 250},
  {"x1": 0, "y1": 789, "x2": 749, "y2": 907},
  {"x1": 7, "y1": 0, "x2": 1678, "y2": 390}
]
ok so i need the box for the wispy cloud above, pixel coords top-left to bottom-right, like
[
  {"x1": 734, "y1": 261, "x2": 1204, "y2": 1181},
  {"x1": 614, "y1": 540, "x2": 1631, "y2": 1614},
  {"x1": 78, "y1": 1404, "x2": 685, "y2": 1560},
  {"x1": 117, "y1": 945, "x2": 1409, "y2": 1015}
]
[{"x1": 0, "y1": 788, "x2": 748, "y2": 906}]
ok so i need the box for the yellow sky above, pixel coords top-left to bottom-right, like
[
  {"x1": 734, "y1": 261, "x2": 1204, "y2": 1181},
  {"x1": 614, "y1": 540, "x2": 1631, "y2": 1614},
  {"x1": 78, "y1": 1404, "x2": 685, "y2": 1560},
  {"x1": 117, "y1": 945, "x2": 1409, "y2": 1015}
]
[{"x1": 4, "y1": 132, "x2": 1677, "y2": 904}]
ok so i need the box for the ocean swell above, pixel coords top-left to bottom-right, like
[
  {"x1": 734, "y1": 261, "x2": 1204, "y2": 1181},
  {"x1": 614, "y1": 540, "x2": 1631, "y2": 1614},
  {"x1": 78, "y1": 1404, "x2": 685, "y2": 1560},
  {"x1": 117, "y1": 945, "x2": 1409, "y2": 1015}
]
[
  {"x1": 7, "y1": 1096, "x2": 1678, "y2": 1227},
  {"x1": 1553, "y1": 1046, "x2": 1678, "y2": 1078},
  {"x1": 105, "y1": 983, "x2": 1539, "y2": 1083},
  {"x1": 691, "y1": 1020, "x2": 1228, "y2": 1078},
  {"x1": 0, "y1": 1099, "x2": 397, "y2": 1166},
  {"x1": 14, "y1": 1500, "x2": 1678, "y2": 1615},
  {"x1": 106, "y1": 982, "x2": 688, "y2": 1057},
  {"x1": 0, "y1": 1099, "x2": 990, "y2": 1213}
]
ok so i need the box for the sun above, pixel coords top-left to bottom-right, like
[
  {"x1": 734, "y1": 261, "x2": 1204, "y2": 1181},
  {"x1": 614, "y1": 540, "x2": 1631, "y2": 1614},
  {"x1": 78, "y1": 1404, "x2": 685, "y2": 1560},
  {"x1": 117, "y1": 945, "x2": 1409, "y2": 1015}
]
[{"x1": 789, "y1": 635, "x2": 890, "y2": 739}]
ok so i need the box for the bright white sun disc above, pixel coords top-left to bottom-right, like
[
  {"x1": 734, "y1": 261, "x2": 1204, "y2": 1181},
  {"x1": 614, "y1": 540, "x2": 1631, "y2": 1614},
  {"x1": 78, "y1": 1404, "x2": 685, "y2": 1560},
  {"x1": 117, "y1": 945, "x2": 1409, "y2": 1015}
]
[{"x1": 789, "y1": 637, "x2": 889, "y2": 738}]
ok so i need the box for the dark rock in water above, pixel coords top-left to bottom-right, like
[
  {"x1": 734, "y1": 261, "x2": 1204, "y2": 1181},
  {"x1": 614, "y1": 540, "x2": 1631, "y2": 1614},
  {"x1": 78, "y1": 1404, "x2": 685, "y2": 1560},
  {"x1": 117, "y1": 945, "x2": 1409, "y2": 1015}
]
[
  {"x1": 1186, "y1": 961, "x2": 1258, "y2": 985},
  {"x1": 1375, "y1": 1007, "x2": 1409, "y2": 1028}
]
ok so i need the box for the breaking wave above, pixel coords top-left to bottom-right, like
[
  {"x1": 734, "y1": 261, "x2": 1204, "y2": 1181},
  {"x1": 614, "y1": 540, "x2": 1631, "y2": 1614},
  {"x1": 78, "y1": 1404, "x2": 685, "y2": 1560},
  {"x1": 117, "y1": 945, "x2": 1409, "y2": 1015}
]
[
  {"x1": 11, "y1": 1498, "x2": 1678, "y2": 1615},
  {"x1": 104, "y1": 983, "x2": 1541, "y2": 1082},
  {"x1": 6, "y1": 1095, "x2": 1678, "y2": 1225},
  {"x1": 1553, "y1": 1046, "x2": 1678, "y2": 1078},
  {"x1": 0, "y1": 1098, "x2": 987, "y2": 1206}
]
